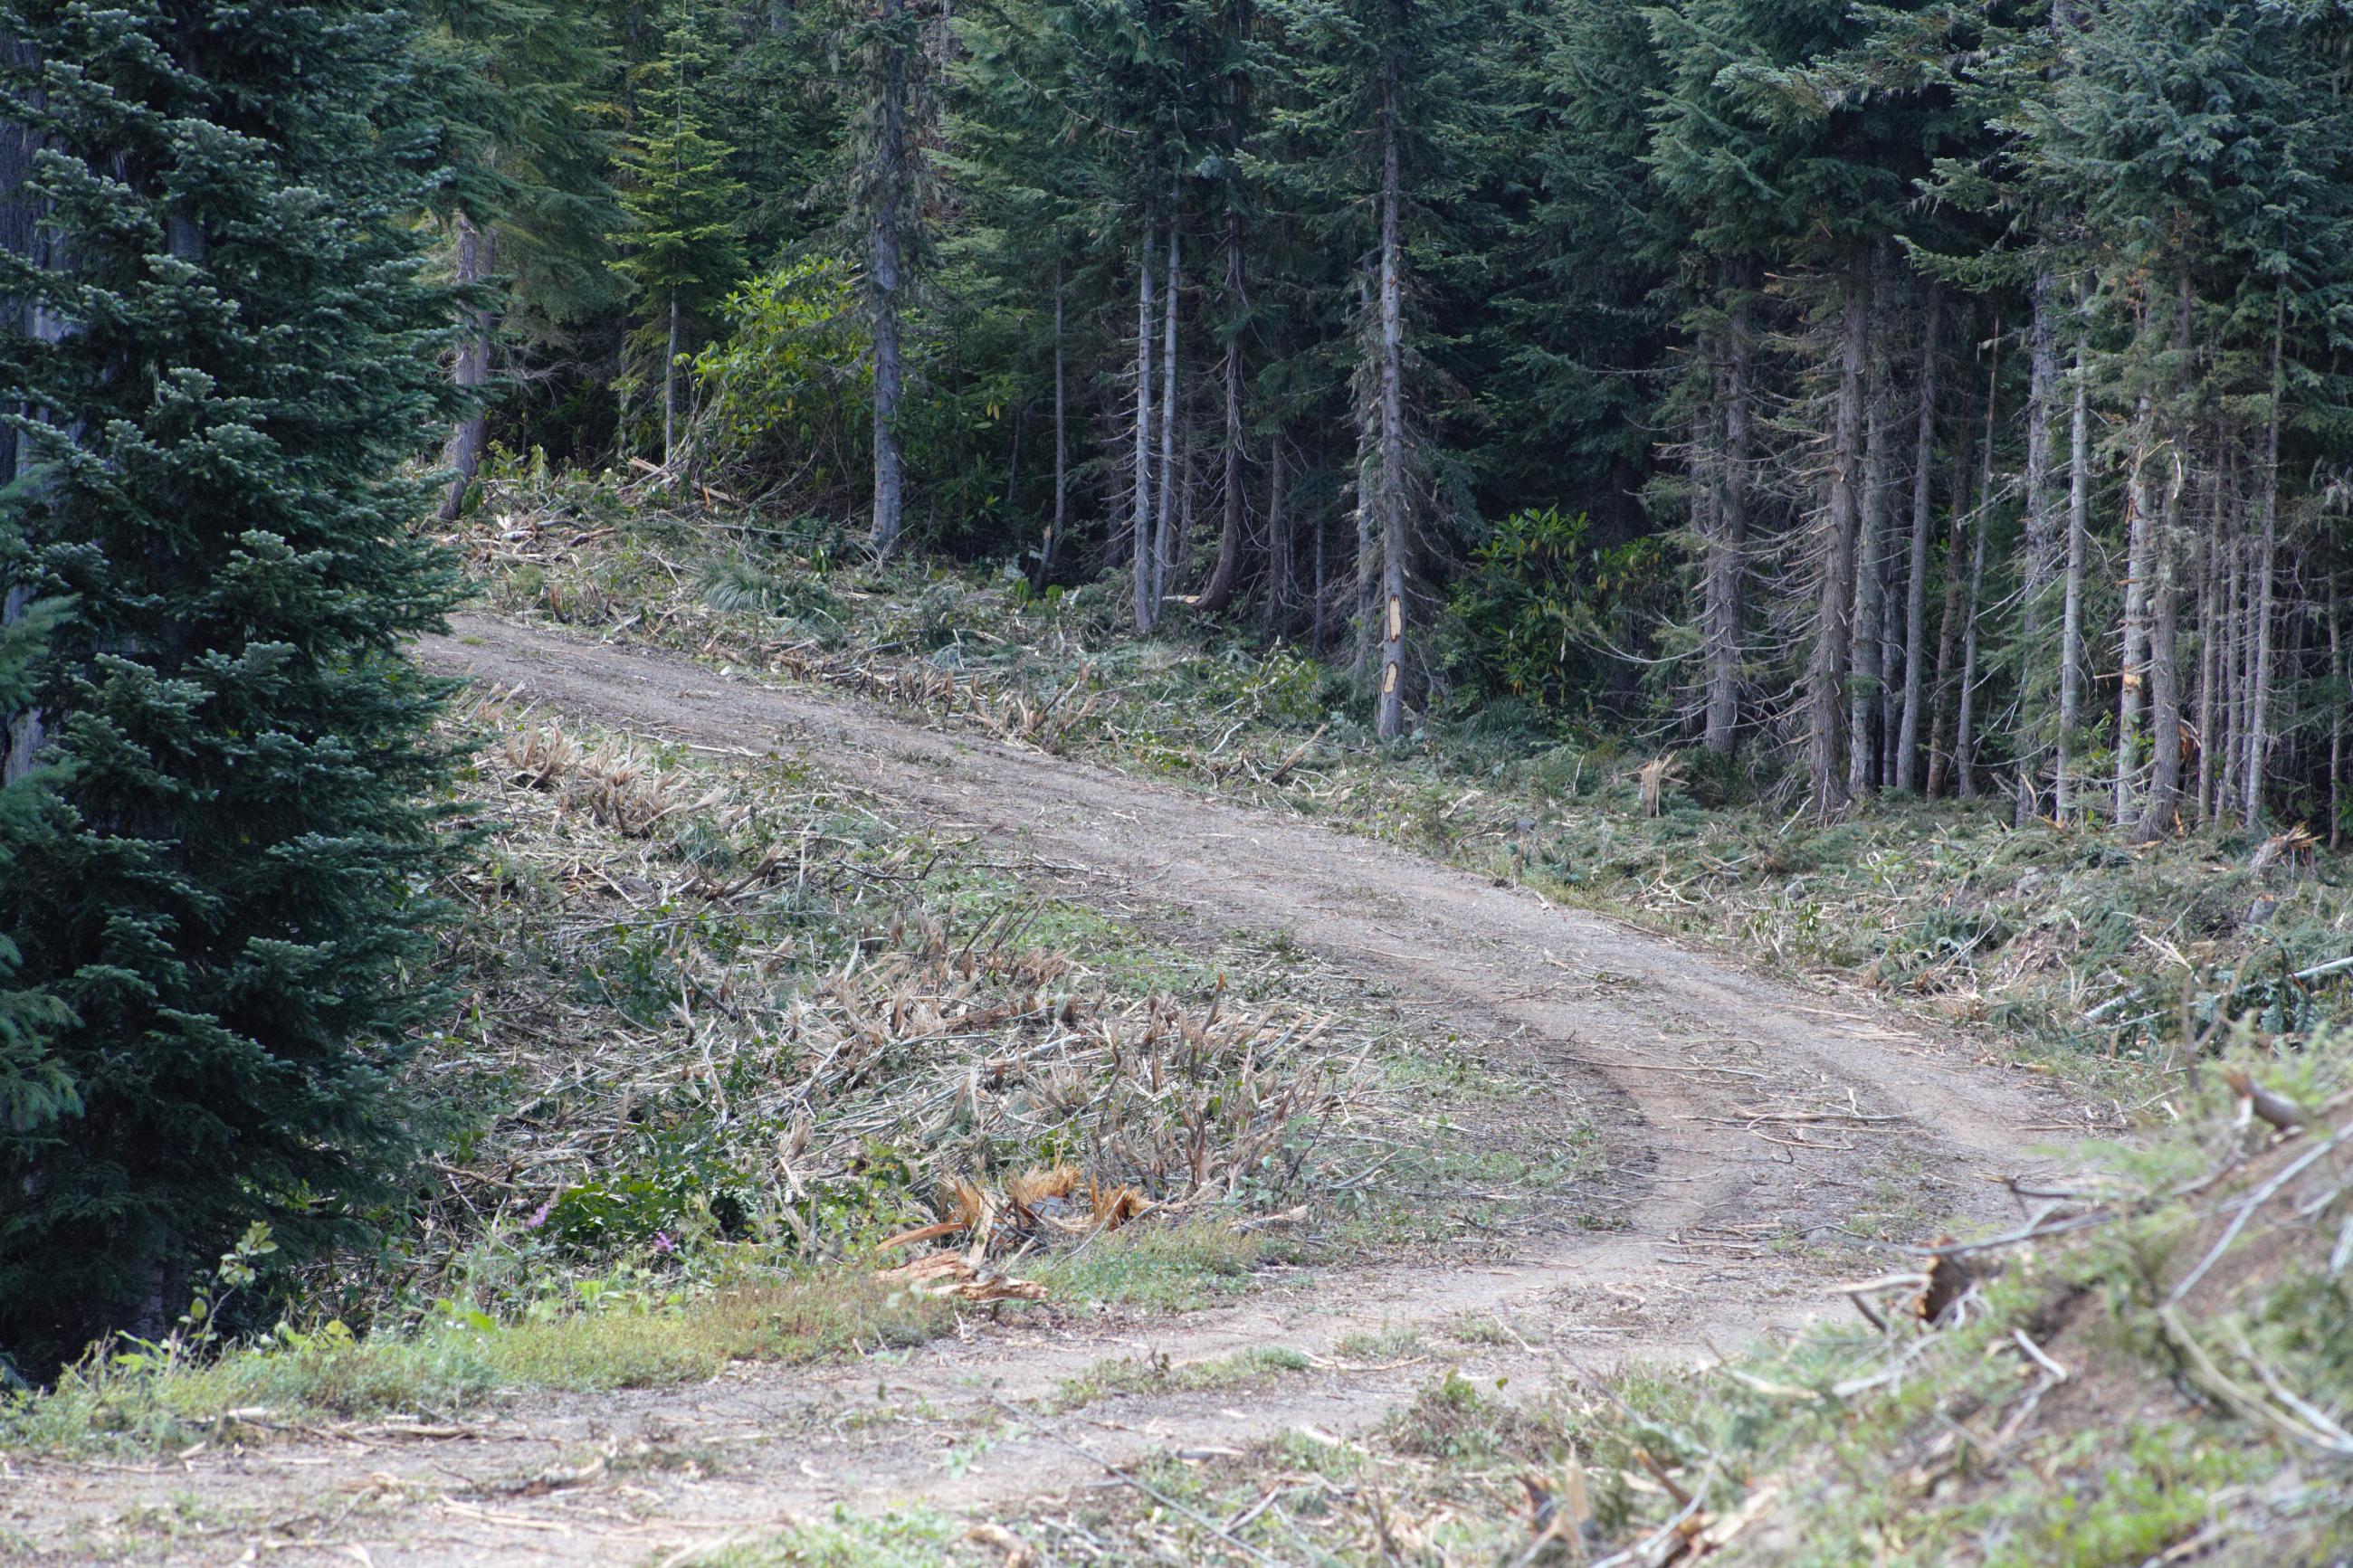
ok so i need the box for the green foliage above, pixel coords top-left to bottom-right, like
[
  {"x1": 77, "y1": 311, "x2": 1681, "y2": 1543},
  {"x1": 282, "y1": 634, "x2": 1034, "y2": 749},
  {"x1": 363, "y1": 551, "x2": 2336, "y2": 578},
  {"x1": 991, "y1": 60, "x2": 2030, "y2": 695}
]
[
  {"x1": 691, "y1": 257, "x2": 871, "y2": 492},
  {"x1": 1444, "y1": 508, "x2": 1662, "y2": 720},
  {"x1": 0, "y1": 0, "x2": 461, "y2": 1373}
]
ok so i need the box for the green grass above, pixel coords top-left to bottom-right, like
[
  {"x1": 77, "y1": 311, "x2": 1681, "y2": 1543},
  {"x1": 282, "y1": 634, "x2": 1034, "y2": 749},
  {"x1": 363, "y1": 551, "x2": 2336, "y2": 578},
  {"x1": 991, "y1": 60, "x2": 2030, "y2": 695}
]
[
  {"x1": 1032, "y1": 1220, "x2": 1272, "y2": 1313},
  {"x1": 1046, "y1": 1345, "x2": 1311, "y2": 1413},
  {"x1": 0, "y1": 1269, "x2": 954, "y2": 1456}
]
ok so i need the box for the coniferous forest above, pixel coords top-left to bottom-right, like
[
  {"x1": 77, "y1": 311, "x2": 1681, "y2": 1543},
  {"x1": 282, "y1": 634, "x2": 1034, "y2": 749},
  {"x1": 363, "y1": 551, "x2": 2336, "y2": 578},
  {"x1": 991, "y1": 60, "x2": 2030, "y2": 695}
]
[{"x1": 5, "y1": 4, "x2": 2353, "y2": 1557}]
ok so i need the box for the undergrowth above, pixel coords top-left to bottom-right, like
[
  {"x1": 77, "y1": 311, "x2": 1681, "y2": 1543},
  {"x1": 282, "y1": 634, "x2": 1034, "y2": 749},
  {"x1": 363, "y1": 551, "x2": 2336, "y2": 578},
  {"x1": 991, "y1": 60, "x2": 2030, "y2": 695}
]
[
  {"x1": 0, "y1": 692, "x2": 1567, "y2": 1454},
  {"x1": 776, "y1": 1029, "x2": 2353, "y2": 1566},
  {"x1": 451, "y1": 466, "x2": 2353, "y2": 1096}
]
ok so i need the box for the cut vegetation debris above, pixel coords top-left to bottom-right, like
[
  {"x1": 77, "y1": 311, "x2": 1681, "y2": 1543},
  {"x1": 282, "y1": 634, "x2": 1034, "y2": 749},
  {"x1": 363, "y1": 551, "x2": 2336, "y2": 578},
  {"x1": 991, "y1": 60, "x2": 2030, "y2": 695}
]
[
  {"x1": 0, "y1": 699, "x2": 1541, "y2": 1455},
  {"x1": 895, "y1": 1032, "x2": 2353, "y2": 1566},
  {"x1": 449, "y1": 475, "x2": 2353, "y2": 1094}
]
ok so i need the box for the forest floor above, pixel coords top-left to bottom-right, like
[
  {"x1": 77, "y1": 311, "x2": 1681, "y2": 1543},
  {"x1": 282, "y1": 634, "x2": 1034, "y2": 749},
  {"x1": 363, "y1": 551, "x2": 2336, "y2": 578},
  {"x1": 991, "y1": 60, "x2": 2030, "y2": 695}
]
[{"x1": 2, "y1": 613, "x2": 2069, "y2": 1564}]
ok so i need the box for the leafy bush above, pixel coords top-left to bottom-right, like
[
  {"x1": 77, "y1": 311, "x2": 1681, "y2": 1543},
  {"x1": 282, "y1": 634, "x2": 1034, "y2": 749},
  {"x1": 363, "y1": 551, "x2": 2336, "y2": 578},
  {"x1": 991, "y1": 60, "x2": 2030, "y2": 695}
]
[
  {"x1": 1443, "y1": 507, "x2": 1665, "y2": 721},
  {"x1": 691, "y1": 259, "x2": 869, "y2": 502}
]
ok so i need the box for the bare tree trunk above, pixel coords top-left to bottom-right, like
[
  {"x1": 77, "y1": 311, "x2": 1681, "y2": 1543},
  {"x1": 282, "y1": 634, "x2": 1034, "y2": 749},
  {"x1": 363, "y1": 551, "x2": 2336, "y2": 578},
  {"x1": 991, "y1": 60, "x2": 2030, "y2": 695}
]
[
  {"x1": 1196, "y1": 33, "x2": 1249, "y2": 617},
  {"x1": 1310, "y1": 499, "x2": 1327, "y2": 656},
  {"x1": 1132, "y1": 215, "x2": 1157, "y2": 632},
  {"x1": 2057, "y1": 336, "x2": 2090, "y2": 822},
  {"x1": 1894, "y1": 288, "x2": 1939, "y2": 792},
  {"x1": 1926, "y1": 419, "x2": 1974, "y2": 799},
  {"x1": 1195, "y1": 210, "x2": 1246, "y2": 614},
  {"x1": 2193, "y1": 501, "x2": 2218, "y2": 823},
  {"x1": 2219, "y1": 506, "x2": 2245, "y2": 822},
  {"x1": 2116, "y1": 397, "x2": 2155, "y2": 825},
  {"x1": 868, "y1": 0, "x2": 910, "y2": 554},
  {"x1": 2136, "y1": 455, "x2": 2188, "y2": 841},
  {"x1": 2242, "y1": 295, "x2": 2284, "y2": 829},
  {"x1": 438, "y1": 214, "x2": 493, "y2": 522},
  {"x1": 1848, "y1": 277, "x2": 1892, "y2": 798},
  {"x1": 2017, "y1": 269, "x2": 2060, "y2": 823},
  {"x1": 1703, "y1": 282, "x2": 1752, "y2": 755},
  {"x1": 2331, "y1": 578, "x2": 2344, "y2": 851},
  {"x1": 1043, "y1": 258, "x2": 1065, "y2": 584},
  {"x1": 1956, "y1": 344, "x2": 1996, "y2": 802},
  {"x1": 1373, "y1": 60, "x2": 1408, "y2": 742},
  {"x1": 1154, "y1": 202, "x2": 1179, "y2": 603},
  {"x1": 1262, "y1": 438, "x2": 1290, "y2": 634},
  {"x1": 1809, "y1": 262, "x2": 1868, "y2": 816},
  {"x1": 662, "y1": 295, "x2": 681, "y2": 470}
]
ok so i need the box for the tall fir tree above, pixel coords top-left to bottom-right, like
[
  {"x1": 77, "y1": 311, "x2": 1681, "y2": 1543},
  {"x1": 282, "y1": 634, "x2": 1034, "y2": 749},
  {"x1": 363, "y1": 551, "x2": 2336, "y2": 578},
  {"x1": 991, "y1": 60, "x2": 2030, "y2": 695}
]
[{"x1": 0, "y1": 0, "x2": 461, "y2": 1367}]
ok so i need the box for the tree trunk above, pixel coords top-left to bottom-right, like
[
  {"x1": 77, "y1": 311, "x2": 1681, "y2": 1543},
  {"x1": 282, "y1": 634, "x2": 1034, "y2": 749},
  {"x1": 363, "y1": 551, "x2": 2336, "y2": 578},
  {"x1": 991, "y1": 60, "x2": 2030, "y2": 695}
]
[
  {"x1": 1310, "y1": 498, "x2": 1327, "y2": 656},
  {"x1": 1372, "y1": 60, "x2": 1408, "y2": 742},
  {"x1": 1847, "y1": 274, "x2": 1892, "y2": 799},
  {"x1": 2330, "y1": 579, "x2": 2344, "y2": 851},
  {"x1": 2116, "y1": 396, "x2": 2155, "y2": 825},
  {"x1": 1262, "y1": 438, "x2": 1291, "y2": 635},
  {"x1": 2193, "y1": 499, "x2": 2217, "y2": 823},
  {"x1": 2218, "y1": 507, "x2": 2245, "y2": 822},
  {"x1": 1196, "y1": 34, "x2": 1249, "y2": 616},
  {"x1": 1809, "y1": 261, "x2": 1868, "y2": 816},
  {"x1": 2135, "y1": 455, "x2": 2188, "y2": 841},
  {"x1": 662, "y1": 294, "x2": 681, "y2": 470},
  {"x1": 1132, "y1": 214, "x2": 1157, "y2": 631},
  {"x1": 1956, "y1": 347, "x2": 1996, "y2": 802},
  {"x1": 868, "y1": 0, "x2": 910, "y2": 554},
  {"x1": 438, "y1": 214, "x2": 493, "y2": 522},
  {"x1": 2242, "y1": 295, "x2": 2284, "y2": 829},
  {"x1": 2017, "y1": 269, "x2": 2060, "y2": 823},
  {"x1": 2056, "y1": 335, "x2": 2090, "y2": 822},
  {"x1": 1894, "y1": 288, "x2": 1939, "y2": 792},
  {"x1": 1043, "y1": 258, "x2": 1065, "y2": 584},
  {"x1": 1926, "y1": 418, "x2": 1974, "y2": 799},
  {"x1": 1703, "y1": 281, "x2": 1752, "y2": 755},
  {"x1": 1154, "y1": 201, "x2": 1180, "y2": 603}
]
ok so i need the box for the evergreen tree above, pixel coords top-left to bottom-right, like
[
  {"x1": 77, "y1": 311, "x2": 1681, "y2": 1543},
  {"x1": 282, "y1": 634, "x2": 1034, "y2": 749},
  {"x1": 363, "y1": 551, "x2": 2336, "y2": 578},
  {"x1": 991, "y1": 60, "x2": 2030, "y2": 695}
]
[
  {"x1": 418, "y1": 0, "x2": 623, "y2": 518},
  {"x1": 611, "y1": 0, "x2": 748, "y2": 468},
  {"x1": 0, "y1": 0, "x2": 460, "y2": 1366}
]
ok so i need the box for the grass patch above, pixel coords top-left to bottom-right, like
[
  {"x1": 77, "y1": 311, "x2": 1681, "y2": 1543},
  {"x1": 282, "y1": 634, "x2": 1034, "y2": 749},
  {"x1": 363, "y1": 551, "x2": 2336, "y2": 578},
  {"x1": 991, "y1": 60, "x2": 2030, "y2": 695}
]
[
  {"x1": 1033, "y1": 1220, "x2": 1271, "y2": 1313},
  {"x1": 1046, "y1": 1345, "x2": 1311, "y2": 1413}
]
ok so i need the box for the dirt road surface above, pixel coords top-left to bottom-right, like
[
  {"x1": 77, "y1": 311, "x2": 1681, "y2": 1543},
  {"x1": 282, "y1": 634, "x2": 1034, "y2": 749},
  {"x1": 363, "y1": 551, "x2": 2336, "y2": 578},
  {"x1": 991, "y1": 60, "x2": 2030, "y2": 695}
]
[{"x1": 1, "y1": 614, "x2": 2066, "y2": 1565}]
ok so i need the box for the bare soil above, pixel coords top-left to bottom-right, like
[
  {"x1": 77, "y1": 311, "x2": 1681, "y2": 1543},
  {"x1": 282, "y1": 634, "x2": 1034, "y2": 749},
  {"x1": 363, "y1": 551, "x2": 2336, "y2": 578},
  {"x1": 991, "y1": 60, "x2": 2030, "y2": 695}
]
[{"x1": 0, "y1": 614, "x2": 2069, "y2": 1565}]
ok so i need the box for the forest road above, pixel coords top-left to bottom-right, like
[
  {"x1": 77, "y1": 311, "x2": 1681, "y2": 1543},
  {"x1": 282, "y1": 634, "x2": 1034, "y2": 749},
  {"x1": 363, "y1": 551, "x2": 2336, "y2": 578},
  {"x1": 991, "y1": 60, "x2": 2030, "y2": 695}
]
[{"x1": 5, "y1": 613, "x2": 2069, "y2": 1566}]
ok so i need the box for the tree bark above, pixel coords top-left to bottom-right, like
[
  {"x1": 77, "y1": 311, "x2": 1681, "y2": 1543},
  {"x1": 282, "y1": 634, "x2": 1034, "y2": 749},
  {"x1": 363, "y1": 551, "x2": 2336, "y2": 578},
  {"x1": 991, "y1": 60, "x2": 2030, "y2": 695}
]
[
  {"x1": 1809, "y1": 262, "x2": 1868, "y2": 816},
  {"x1": 2193, "y1": 497, "x2": 2218, "y2": 823},
  {"x1": 1847, "y1": 273, "x2": 1892, "y2": 798},
  {"x1": 2135, "y1": 454, "x2": 2188, "y2": 841},
  {"x1": 2330, "y1": 578, "x2": 2344, "y2": 851},
  {"x1": 2242, "y1": 294, "x2": 2284, "y2": 829},
  {"x1": 1703, "y1": 281, "x2": 1752, "y2": 755},
  {"x1": 1926, "y1": 417, "x2": 1973, "y2": 799},
  {"x1": 2116, "y1": 396, "x2": 2155, "y2": 825},
  {"x1": 1154, "y1": 201, "x2": 1180, "y2": 603},
  {"x1": 1373, "y1": 55, "x2": 1408, "y2": 742},
  {"x1": 868, "y1": 0, "x2": 910, "y2": 554},
  {"x1": 2017, "y1": 269, "x2": 2060, "y2": 822},
  {"x1": 1955, "y1": 341, "x2": 1996, "y2": 802},
  {"x1": 1894, "y1": 288, "x2": 1939, "y2": 792},
  {"x1": 1196, "y1": 24, "x2": 1249, "y2": 616},
  {"x1": 438, "y1": 214, "x2": 493, "y2": 522},
  {"x1": 1, "y1": 31, "x2": 57, "y2": 784},
  {"x1": 662, "y1": 294, "x2": 681, "y2": 470},
  {"x1": 2056, "y1": 335, "x2": 2090, "y2": 822},
  {"x1": 1043, "y1": 257, "x2": 1065, "y2": 584},
  {"x1": 1262, "y1": 438, "x2": 1290, "y2": 634},
  {"x1": 1132, "y1": 213, "x2": 1157, "y2": 631}
]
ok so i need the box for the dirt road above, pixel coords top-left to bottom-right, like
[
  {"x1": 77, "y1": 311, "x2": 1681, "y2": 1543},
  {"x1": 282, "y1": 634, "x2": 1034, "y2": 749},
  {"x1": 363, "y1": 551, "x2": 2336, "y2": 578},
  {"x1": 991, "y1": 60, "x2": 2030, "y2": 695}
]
[{"x1": 2, "y1": 614, "x2": 2062, "y2": 1565}]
